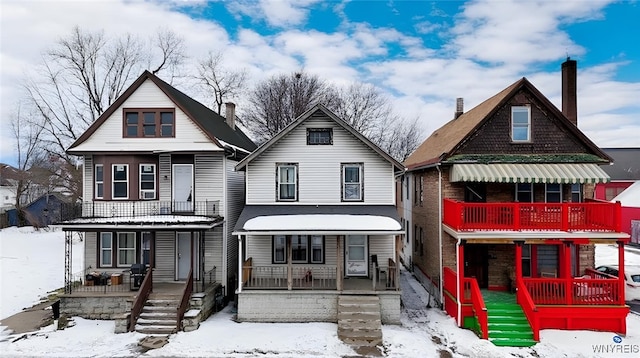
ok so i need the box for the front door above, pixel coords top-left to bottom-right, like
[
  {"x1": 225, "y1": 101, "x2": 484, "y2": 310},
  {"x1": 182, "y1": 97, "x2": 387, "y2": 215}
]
[
  {"x1": 176, "y1": 232, "x2": 199, "y2": 280},
  {"x1": 464, "y1": 244, "x2": 488, "y2": 288},
  {"x1": 173, "y1": 164, "x2": 193, "y2": 212},
  {"x1": 345, "y1": 235, "x2": 368, "y2": 276}
]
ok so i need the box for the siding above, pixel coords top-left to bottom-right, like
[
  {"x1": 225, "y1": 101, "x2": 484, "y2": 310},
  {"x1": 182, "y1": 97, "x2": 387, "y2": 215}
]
[
  {"x1": 155, "y1": 231, "x2": 176, "y2": 281},
  {"x1": 204, "y1": 228, "x2": 224, "y2": 283},
  {"x1": 159, "y1": 154, "x2": 171, "y2": 201},
  {"x1": 85, "y1": 232, "x2": 97, "y2": 270},
  {"x1": 246, "y1": 115, "x2": 395, "y2": 204},
  {"x1": 194, "y1": 154, "x2": 224, "y2": 212},
  {"x1": 84, "y1": 156, "x2": 93, "y2": 200},
  {"x1": 224, "y1": 157, "x2": 245, "y2": 291},
  {"x1": 70, "y1": 80, "x2": 222, "y2": 153}
]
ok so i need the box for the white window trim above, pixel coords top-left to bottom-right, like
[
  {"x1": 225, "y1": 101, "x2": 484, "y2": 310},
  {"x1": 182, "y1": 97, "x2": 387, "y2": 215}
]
[
  {"x1": 117, "y1": 232, "x2": 136, "y2": 267},
  {"x1": 310, "y1": 235, "x2": 324, "y2": 264},
  {"x1": 139, "y1": 164, "x2": 156, "y2": 200},
  {"x1": 100, "y1": 232, "x2": 113, "y2": 267},
  {"x1": 511, "y1": 106, "x2": 531, "y2": 142},
  {"x1": 342, "y1": 163, "x2": 364, "y2": 201},
  {"x1": 112, "y1": 164, "x2": 129, "y2": 200},
  {"x1": 95, "y1": 164, "x2": 104, "y2": 199},
  {"x1": 277, "y1": 164, "x2": 297, "y2": 201}
]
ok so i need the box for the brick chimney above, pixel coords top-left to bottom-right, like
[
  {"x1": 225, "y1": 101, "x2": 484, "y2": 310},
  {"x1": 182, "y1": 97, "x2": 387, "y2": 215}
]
[
  {"x1": 562, "y1": 58, "x2": 577, "y2": 126},
  {"x1": 454, "y1": 97, "x2": 464, "y2": 119},
  {"x1": 225, "y1": 102, "x2": 236, "y2": 130}
]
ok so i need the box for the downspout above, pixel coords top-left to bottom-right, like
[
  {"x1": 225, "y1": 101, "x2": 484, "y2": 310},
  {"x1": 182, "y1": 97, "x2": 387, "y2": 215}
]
[
  {"x1": 222, "y1": 156, "x2": 228, "y2": 295},
  {"x1": 437, "y1": 163, "x2": 444, "y2": 308},
  {"x1": 456, "y1": 238, "x2": 462, "y2": 326}
]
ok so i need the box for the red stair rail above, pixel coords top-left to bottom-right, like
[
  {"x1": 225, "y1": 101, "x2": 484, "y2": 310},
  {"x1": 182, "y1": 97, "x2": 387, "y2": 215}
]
[
  {"x1": 516, "y1": 277, "x2": 540, "y2": 341},
  {"x1": 465, "y1": 277, "x2": 488, "y2": 339}
]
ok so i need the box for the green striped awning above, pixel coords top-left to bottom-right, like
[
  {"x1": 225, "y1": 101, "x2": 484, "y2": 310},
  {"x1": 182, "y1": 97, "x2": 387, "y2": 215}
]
[{"x1": 450, "y1": 163, "x2": 610, "y2": 184}]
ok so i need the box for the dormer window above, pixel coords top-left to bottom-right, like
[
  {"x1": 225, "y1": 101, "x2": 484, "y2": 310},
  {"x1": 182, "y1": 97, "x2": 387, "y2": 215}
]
[
  {"x1": 307, "y1": 128, "x2": 333, "y2": 145},
  {"x1": 511, "y1": 106, "x2": 531, "y2": 142},
  {"x1": 124, "y1": 108, "x2": 175, "y2": 138}
]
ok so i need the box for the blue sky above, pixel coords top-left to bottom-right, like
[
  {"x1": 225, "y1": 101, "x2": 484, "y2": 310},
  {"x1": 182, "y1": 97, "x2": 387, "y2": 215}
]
[{"x1": 1, "y1": 0, "x2": 640, "y2": 166}]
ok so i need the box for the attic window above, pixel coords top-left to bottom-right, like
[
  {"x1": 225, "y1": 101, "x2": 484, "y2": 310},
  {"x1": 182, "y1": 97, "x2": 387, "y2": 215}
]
[
  {"x1": 511, "y1": 106, "x2": 531, "y2": 142},
  {"x1": 123, "y1": 108, "x2": 175, "y2": 138},
  {"x1": 307, "y1": 128, "x2": 332, "y2": 145}
]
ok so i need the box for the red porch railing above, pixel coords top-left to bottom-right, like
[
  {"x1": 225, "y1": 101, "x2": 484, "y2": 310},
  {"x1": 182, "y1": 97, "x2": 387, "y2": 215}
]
[
  {"x1": 443, "y1": 199, "x2": 622, "y2": 232},
  {"x1": 443, "y1": 267, "x2": 487, "y2": 339},
  {"x1": 522, "y1": 277, "x2": 620, "y2": 305},
  {"x1": 516, "y1": 277, "x2": 540, "y2": 341}
]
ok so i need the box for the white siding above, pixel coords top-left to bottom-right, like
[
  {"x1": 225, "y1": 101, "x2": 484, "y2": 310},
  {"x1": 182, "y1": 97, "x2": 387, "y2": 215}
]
[
  {"x1": 70, "y1": 80, "x2": 222, "y2": 153},
  {"x1": 155, "y1": 231, "x2": 176, "y2": 281},
  {"x1": 194, "y1": 154, "x2": 224, "y2": 211},
  {"x1": 369, "y1": 235, "x2": 395, "y2": 265},
  {"x1": 159, "y1": 154, "x2": 172, "y2": 201},
  {"x1": 204, "y1": 228, "x2": 223, "y2": 283},
  {"x1": 224, "y1": 157, "x2": 245, "y2": 290},
  {"x1": 83, "y1": 156, "x2": 93, "y2": 200},
  {"x1": 245, "y1": 115, "x2": 395, "y2": 204},
  {"x1": 84, "y1": 232, "x2": 97, "y2": 270}
]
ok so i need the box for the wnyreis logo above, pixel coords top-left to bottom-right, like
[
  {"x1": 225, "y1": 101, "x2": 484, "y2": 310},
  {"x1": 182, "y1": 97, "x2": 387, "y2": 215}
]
[{"x1": 592, "y1": 335, "x2": 639, "y2": 355}]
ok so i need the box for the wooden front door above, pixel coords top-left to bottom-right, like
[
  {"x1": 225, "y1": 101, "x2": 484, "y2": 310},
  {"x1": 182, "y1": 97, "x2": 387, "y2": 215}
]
[{"x1": 464, "y1": 244, "x2": 488, "y2": 288}]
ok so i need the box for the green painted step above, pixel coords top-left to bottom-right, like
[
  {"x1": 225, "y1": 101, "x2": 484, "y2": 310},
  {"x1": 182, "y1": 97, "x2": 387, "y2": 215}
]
[{"x1": 485, "y1": 302, "x2": 537, "y2": 347}]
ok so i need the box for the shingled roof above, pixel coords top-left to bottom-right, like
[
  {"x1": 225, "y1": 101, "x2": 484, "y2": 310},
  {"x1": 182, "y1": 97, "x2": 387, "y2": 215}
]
[
  {"x1": 404, "y1": 77, "x2": 610, "y2": 170},
  {"x1": 68, "y1": 71, "x2": 256, "y2": 153}
]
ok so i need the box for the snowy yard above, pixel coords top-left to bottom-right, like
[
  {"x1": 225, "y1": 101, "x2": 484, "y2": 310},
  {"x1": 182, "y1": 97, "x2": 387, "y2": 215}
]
[{"x1": 1, "y1": 226, "x2": 640, "y2": 357}]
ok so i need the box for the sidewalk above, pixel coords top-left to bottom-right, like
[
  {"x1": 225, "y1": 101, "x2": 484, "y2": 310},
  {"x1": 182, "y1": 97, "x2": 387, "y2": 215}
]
[{"x1": 0, "y1": 300, "x2": 57, "y2": 336}]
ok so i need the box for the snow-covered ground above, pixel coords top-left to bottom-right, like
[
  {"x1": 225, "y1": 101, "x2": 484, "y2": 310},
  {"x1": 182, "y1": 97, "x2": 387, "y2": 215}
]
[{"x1": 1, "y1": 227, "x2": 639, "y2": 357}]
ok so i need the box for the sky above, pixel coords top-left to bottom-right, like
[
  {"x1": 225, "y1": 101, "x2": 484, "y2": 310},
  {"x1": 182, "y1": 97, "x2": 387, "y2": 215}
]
[
  {"x1": 1, "y1": 226, "x2": 640, "y2": 357},
  {"x1": 1, "y1": 0, "x2": 640, "y2": 166}
]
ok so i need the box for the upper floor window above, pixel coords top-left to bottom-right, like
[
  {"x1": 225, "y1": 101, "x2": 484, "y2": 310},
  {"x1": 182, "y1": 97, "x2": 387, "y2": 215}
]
[
  {"x1": 139, "y1": 164, "x2": 156, "y2": 200},
  {"x1": 277, "y1": 163, "x2": 297, "y2": 201},
  {"x1": 342, "y1": 163, "x2": 363, "y2": 201},
  {"x1": 112, "y1": 164, "x2": 128, "y2": 199},
  {"x1": 124, "y1": 109, "x2": 174, "y2": 138},
  {"x1": 511, "y1": 106, "x2": 531, "y2": 142},
  {"x1": 95, "y1": 164, "x2": 104, "y2": 199},
  {"x1": 545, "y1": 183, "x2": 562, "y2": 203},
  {"x1": 516, "y1": 183, "x2": 533, "y2": 202},
  {"x1": 571, "y1": 183, "x2": 582, "y2": 202},
  {"x1": 307, "y1": 128, "x2": 333, "y2": 145}
]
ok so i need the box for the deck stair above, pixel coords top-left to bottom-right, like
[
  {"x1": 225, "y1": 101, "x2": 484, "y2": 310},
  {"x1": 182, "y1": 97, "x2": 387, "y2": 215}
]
[
  {"x1": 135, "y1": 292, "x2": 181, "y2": 335},
  {"x1": 337, "y1": 295, "x2": 383, "y2": 349},
  {"x1": 484, "y1": 293, "x2": 536, "y2": 347}
]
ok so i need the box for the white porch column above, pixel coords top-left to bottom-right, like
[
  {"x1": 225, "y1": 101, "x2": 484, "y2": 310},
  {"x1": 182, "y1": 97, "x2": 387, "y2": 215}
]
[{"x1": 237, "y1": 235, "x2": 243, "y2": 293}]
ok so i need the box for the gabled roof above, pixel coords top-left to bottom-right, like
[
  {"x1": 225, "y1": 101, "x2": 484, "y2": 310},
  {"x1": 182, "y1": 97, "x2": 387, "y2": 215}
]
[
  {"x1": 67, "y1": 71, "x2": 256, "y2": 153},
  {"x1": 235, "y1": 104, "x2": 404, "y2": 171},
  {"x1": 404, "y1": 77, "x2": 611, "y2": 170},
  {"x1": 601, "y1": 148, "x2": 640, "y2": 180}
]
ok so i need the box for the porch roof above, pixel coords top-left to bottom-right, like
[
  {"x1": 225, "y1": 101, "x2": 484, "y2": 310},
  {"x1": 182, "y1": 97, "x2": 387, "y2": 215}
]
[
  {"x1": 450, "y1": 163, "x2": 610, "y2": 184},
  {"x1": 233, "y1": 205, "x2": 405, "y2": 235},
  {"x1": 55, "y1": 215, "x2": 224, "y2": 231},
  {"x1": 443, "y1": 224, "x2": 630, "y2": 243}
]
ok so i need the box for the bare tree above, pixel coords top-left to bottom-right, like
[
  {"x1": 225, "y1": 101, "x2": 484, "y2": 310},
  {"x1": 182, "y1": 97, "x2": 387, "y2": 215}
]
[
  {"x1": 194, "y1": 51, "x2": 247, "y2": 114},
  {"x1": 241, "y1": 71, "x2": 332, "y2": 143},
  {"x1": 21, "y1": 26, "x2": 187, "y2": 199},
  {"x1": 242, "y1": 71, "x2": 422, "y2": 160}
]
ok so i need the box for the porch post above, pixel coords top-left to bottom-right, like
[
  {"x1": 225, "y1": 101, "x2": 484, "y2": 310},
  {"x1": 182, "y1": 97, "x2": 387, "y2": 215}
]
[
  {"x1": 287, "y1": 236, "x2": 292, "y2": 290},
  {"x1": 564, "y1": 242, "x2": 572, "y2": 305},
  {"x1": 337, "y1": 235, "x2": 344, "y2": 291},
  {"x1": 237, "y1": 235, "x2": 243, "y2": 293},
  {"x1": 618, "y1": 240, "x2": 625, "y2": 305},
  {"x1": 64, "y1": 231, "x2": 72, "y2": 294},
  {"x1": 457, "y1": 240, "x2": 465, "y2": 326}
]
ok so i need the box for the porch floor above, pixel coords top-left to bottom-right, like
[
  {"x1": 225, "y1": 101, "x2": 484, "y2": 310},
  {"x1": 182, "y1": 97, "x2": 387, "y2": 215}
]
[{"x1": 481, "y1": 290, "x2": 516, "y2": 304}]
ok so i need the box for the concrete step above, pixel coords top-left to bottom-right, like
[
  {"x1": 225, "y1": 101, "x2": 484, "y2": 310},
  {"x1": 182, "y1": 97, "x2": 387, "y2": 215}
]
[
  {"x1": 337, "y1": 295, "x2": 383, "y2": 349},
  {"x1": 134, "y1": 324, "x2": 177, "y2": 335},
  {"x1": 146, "y1": 299, "x2": 180, "y2": 307},
  {"x1": 137, "y1": 318, "x2": 177, "y2": 326},
  {"x1": 140, "y1": 311, "x2": 177, "y2": 319}
]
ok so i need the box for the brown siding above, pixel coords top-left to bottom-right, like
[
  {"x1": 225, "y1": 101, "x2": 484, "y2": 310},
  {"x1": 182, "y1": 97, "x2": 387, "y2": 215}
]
[{"x1": 456, "y1": 88, "x2": 594, "y2": 155}]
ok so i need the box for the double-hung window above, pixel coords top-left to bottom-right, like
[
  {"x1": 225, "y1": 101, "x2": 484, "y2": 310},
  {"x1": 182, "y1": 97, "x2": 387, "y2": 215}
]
[
  {"x1": 571, "y1": 183, "x2": 582, "y2": 202},
  {"x1": 95, "y1": 164, "x2": 104, "y2": 199},
  {"x1": 100, "y1": 232, "x2": 113, "y2": 267},
  {"x1": 277, "y1": 164, "x2": 297, "y2": 201},
  {"x1": 117, "y1": 232, "x2": 136, "y2": 266},
  {"x1": 272, "y1": 235, "x2": 325, "y2": 264},
  {"x1": 139, "y1": 164, "x2": 156, "y2": 200},
  {"x1": 545, "y1": 183, "x2": 562, "y2": 203},
  {"x1": 511, "y1": 106, "x2": 531, "y2": 142},
  {"x1": 342, "y1": 163, "x2": 363, "y2": 201},
  {"x1": 112, "y1": 164, "x2": 128, "y2": 199},
  {"x1": 516, "y1": 183, "x2": 533, "y2": 202},
  {"x1": 141, "y1": 232, "x2": 152, "y2": 267}
]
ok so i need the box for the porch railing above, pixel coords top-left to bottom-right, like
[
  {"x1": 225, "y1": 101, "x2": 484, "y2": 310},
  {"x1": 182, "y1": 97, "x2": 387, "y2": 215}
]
[
  {"x1": 193, "y1": 266, "x2": 216, "y2": 293},
  {"x1": 129, "y1": 268, "x2": 153, "y2": 332},
  {"x1": 58, "y1": 200, "x2": 220, "y2": 222},
  {"x1": 177, "y1": 268, "x2": 193, "y2": 331},
  {"x1": 67, "y1": 267, "x2": 132, "y2": 294},
  {"x1": 465, "y1": 277, "x2": 488, "y2": 339},
  {"x1": 443, "y1": 199, "x2": 622, "y2": 232},
  {"x1": 516, "y1": 277, "x2": 540, "y2": 341},
  {"x1": 242, "y1": 265, "x2": 338, "y2": 290},
  {"x1": 522, "y1": 277, "x2": 620, "y2": 305}
]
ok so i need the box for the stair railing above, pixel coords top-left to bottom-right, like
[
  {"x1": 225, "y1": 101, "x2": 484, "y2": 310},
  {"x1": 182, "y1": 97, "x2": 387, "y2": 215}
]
[
  {"x1": 516, "y1": 277, "x2": 540, "y2": 341},
  {"x1": 129, "y1": 268, "x2": 153, "y2": 332},
  {"x1": 465, "y1": 277, "x2": 488, "y2": 339},
  {"x1": 177, "y1": 267, "x2": 194, "y2": 331}
]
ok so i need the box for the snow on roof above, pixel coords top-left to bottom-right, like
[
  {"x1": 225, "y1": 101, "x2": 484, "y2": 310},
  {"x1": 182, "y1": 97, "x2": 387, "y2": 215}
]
[
  {"x1": 56, "y1": 215, "x2": 222, "y2": 230},
  {"x1": 612, "y1": 180, "x2": 640, "y2": 207},
  {"x1": 243, "y1": 214, "x2": 401, "y2": 231}
]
